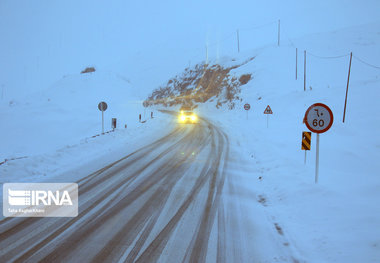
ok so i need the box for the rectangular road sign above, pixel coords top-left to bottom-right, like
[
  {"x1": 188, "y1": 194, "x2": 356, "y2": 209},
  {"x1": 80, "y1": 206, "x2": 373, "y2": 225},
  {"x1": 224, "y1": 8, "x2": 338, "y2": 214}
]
[{"x1": 302, "y1": 131, "x2": 311, "y2": 150}]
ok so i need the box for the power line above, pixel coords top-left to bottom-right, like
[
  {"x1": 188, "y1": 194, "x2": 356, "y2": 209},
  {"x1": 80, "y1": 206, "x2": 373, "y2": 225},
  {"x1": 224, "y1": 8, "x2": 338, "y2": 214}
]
[
  {"x1": 287, "y1": 37, "x2": 296, "y2": 48},
  {"x1": 240, "y1": 20, "x2": 277, "y2": 32},
  {"x1": 307, "y1": 52, "x2": 350, "y2": 59},
  {"x1": 353, "y1": 55, "x2": 380, "y2": 69},
  {"x1": 207, "y1": 32, "x2": 235, "y2": 48}
]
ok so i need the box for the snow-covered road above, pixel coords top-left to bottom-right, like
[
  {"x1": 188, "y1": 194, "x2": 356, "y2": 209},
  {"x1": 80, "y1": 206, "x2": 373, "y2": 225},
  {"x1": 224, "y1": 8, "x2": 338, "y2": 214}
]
[{"x1": 1, "y1": 112, "x2": 295, "y2": 263}]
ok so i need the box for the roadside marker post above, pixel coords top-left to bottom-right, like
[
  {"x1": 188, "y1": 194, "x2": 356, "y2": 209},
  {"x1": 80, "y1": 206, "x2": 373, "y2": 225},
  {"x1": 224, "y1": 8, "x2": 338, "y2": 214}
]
[
  {"x1": 301, "y1": 131, "x2": 311, "y2": 164},
  {"x1": 263, "y1": 105, "x2": 273, "y2": 128},
  {"x1": 98, "y1": 101, "x2": 108, "y2": 134},
  {"x1": 244, "y1": 103, "x2": 250, "y2": 120},
  {"x1": 304, "y1": 103, "x2": 334, "y2": 183},
  {"x1": 111, "y1": 118, "x2": 117, "y2": 131}
]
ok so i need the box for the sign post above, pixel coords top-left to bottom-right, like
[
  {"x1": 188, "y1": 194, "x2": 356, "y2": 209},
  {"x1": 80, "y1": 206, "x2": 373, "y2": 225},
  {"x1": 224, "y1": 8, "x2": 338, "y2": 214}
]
[
  {"x1": 244, "y1": 103, "x2": 250, "y2": 119},
  {"x1": 263, "y1": 105, "x2": 273, "y2": 128},
  {"x1": 98, "y1": 101, "x2": 108, "y2": 134},
  {"x1": 304, "y1": 103, "x2": 333, "y2": 183}
]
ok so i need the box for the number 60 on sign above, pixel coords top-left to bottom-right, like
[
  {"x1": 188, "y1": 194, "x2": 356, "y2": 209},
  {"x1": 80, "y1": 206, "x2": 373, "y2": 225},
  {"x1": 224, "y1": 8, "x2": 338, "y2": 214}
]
[{"x1": 304, "y1": 103, "x2": 334, "y2": 133}]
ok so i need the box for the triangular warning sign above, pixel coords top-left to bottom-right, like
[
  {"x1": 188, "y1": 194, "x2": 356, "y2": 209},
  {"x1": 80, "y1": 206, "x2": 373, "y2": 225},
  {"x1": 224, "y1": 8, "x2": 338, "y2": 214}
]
[{"x1": 264, "y1": 105, "x2": 273, "y2": 114}]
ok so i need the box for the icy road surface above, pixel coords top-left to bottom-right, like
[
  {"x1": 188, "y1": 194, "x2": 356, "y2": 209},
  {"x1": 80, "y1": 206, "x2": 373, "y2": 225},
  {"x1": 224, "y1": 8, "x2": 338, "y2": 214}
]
[{"x1": 0, "y1": 112, "x2": 297, "y2": 263}]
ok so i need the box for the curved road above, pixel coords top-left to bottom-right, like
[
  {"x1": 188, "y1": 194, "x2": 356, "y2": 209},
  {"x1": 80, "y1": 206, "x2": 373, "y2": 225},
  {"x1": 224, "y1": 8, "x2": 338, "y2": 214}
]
[{"x1": 0, "y1": 113, "x2": 250, "y2": 263}]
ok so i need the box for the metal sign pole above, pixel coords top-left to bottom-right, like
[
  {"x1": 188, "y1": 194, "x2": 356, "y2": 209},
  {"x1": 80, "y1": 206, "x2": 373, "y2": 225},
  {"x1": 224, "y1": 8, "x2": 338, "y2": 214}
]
[
  {"x1": 267, "y1": 115, "x2": 269, "y2": 128},
  {"x1": 98, "y1": 101, "x2": 108, "y2": 134},
  {"x1": 246, "y1": 110, "x2": 248, "y2": 120},
  {"x1": 102, "y1": 111, "x2": 104, "y2": 134},
  {"x1": 304, "y1": 151, "x2": 307, "y2": 164},
  {"x1": 315, "y1": 133, "x2": 320, "y2": 183}
]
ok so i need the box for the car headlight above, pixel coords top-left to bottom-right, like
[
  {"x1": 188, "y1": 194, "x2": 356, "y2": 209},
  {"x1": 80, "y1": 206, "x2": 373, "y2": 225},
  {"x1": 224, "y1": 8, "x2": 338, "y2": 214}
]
[
  {"x1": 179, "y1": 115, "x2": 186, "y2": 122},
  {"x1": 191, "y1": 115, "x2": 196, "y2": 121}
]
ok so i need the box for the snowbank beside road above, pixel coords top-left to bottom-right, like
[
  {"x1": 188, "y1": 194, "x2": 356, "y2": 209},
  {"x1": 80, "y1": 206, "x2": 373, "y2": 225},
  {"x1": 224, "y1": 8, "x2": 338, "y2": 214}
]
[{"x1": 197, "y1": 22, "x2": 380, "y2": 262}]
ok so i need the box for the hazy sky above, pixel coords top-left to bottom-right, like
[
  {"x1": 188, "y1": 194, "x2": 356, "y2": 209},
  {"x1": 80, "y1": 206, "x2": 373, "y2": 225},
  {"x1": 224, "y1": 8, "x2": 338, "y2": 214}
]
[{"x1": 0, "y1": 0, "x2": 379, "y2": 98}]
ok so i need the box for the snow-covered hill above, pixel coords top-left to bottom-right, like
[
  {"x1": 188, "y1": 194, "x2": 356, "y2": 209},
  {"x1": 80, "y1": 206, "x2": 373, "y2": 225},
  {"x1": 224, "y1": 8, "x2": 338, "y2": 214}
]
[
  {"x1": 1, "y1": 18, "x2": 380, "y2": 262},
  {"x1": 0, "y1": 70, "x2": 147, "y2": 160}
]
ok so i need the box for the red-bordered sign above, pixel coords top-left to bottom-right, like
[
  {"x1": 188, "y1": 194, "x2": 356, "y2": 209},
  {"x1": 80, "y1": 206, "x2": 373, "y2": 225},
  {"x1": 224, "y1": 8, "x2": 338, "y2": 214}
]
[
  {"x1": 244, "y1": 103, "x2": 250, "y2": 110},
  {"x1": 98, "y1": 101, "x2": 108, "y2": 111},
  {"x1": 264, "y1": 105, "x2": 273, "y2": 114},
  {"x1": 304, "y1": 103, "x2": 333, "y2": 133}
]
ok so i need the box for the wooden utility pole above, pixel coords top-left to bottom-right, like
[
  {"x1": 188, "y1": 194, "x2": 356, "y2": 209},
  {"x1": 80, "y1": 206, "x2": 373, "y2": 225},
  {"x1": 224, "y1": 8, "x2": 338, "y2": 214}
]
[
  {"x1": 296, "y1": 48, "x2": 298, "y2": 80},
  {"x1": 237, "y1": 30, "x2": 240, "y2": 53},
  {"x1": 304, "y1": 50, "x2": 306, "y2": 91},
  {"x1": 343, "y1": 52, "x2": 353, "y2": 123},
  {"x1": 278, "y1": 20, "x2": 281, "y2": 46}
]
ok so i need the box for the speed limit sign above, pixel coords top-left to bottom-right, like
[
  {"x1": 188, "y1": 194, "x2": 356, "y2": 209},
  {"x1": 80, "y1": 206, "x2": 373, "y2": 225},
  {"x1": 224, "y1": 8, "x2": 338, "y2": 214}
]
[
  {"x1": 304, "y1": 103, "x2": 333, "y2": 133},
  {"x1": 304, "y1": 103, "x2": 333, "y2": 184}
]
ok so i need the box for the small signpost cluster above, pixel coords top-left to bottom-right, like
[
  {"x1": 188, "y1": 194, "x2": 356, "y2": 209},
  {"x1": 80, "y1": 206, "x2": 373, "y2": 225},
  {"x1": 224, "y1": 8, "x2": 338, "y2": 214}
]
[
  {"x1": 303, "y1": 103, "x2": 334, "y2": 183},
  {"x1": 243, "y1": 103, "x2": 273, "y2": 127},
  {"x1": 241, "y1": 101, "x2": 333, "y2": 184},
  {"x1": 98, "y1": 101, "x2": 118, "y2": 134}
]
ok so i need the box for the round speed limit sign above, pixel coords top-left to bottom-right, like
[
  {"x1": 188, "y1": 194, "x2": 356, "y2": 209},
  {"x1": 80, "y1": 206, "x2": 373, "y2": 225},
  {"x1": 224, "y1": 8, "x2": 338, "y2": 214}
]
[{"x1": 304, "y1": 103, "x2": 333, "y2": 133}]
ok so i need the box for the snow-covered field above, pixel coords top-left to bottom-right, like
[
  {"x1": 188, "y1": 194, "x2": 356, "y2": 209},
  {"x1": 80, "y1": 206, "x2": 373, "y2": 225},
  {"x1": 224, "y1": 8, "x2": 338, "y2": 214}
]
[{"x1": 1, "y1": 16, "x2": 380, "y2": 263}]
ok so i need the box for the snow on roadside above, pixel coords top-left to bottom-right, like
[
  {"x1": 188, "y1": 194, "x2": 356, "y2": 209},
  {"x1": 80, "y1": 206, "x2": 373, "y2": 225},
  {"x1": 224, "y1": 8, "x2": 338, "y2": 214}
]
[
  {"x1": 197, "y1": 22, "x2": 380, "y2": 262},
  {"x1": 0, "y1": 70, "x2": 149, "y2": 161},
  {"x1": 0, "y1": 110, "x2": 175, "y2": 219}
]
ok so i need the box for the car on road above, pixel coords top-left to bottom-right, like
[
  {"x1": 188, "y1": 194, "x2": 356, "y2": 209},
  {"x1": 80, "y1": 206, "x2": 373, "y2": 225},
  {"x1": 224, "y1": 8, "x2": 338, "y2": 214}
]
[{"x1": 178, "y1": 106, "x2": 197, "y2": 124}]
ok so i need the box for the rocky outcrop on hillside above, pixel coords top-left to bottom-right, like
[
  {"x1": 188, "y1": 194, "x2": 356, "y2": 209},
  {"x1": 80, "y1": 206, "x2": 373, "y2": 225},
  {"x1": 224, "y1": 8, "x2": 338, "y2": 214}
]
[{"x1": 143, "y1": 57, "x2": 254, "y2": 109}]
